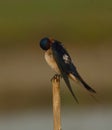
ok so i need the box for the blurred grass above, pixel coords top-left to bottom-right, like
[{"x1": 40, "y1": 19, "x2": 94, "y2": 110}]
[{"x1": 0, "y1": 0, "x2": 112, "y2": 47}]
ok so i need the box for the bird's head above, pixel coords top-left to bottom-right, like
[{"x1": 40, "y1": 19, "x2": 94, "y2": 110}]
[{"x1": 40, "y1": 37, "x2": 54, "y2": 50}]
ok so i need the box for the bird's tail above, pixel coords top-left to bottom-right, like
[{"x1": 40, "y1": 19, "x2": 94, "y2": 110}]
[
  {"x1": 70, "y1": 73, "x2": 96, "y2": 93},
  {"x1": 79, "y1": 76, "x2": 96, "y2": 93}
]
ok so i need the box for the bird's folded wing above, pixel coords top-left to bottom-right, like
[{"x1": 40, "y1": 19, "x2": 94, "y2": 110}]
[{"x1": 51, "y1": 42, "x2": 79, "y2": 103}]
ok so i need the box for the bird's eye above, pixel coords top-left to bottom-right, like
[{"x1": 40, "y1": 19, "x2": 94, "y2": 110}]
[{"x1": 40, "y1": 37, "x2": 51, "y2": 50}]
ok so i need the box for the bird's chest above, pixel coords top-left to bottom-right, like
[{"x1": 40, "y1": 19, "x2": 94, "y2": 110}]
[{"x1": 45, "y1": 49, "x2": 60, "y2": 73}]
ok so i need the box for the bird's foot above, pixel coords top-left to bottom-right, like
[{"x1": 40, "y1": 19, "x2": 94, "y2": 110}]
[{"x1": 51, "y1": 74, "x2": 62, "y2": 82}]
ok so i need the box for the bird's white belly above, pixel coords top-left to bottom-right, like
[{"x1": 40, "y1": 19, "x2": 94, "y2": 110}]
[{"x1": 45, "y1": 49, "x2": 60, "y2": 74}]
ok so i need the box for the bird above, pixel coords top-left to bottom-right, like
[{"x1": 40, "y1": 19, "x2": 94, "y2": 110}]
[{"x1": 40, "y1": 37, "x2": 96, "y2": 103}]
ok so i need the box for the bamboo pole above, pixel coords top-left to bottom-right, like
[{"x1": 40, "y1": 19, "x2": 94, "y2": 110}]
[{"x1": 51, "y1": 75, "x2": 62, "y2": 130}]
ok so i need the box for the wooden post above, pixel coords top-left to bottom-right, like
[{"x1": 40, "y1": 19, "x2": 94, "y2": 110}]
[{"x1": 51, "y1": 75, "x2": 62, "y2": 130}]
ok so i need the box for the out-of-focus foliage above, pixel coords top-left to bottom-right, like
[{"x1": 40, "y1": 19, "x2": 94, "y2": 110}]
[{"x1": 0, "y1": 0, "x2": 112, "y2": 47}]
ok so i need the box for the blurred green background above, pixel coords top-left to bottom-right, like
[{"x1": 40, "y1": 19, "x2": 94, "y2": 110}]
[{"x1": 0, "y1": 0, "x2": 112, "y2": 130}]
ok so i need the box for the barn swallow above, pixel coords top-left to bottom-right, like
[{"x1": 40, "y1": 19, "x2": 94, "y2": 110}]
[{"x1": 40, "y1": 37, "x2": 96, "y2": 103}]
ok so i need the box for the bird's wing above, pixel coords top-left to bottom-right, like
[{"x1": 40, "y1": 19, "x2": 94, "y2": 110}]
[
  {"x1": 51, "y1": 41, "x2": 79, "y2": 103},
  {"x1": 51, "y1": 41, "x2": 96, "y2": 95}
]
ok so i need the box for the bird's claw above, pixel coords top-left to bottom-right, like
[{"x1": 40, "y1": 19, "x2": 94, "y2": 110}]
[{"x1": 51, "y1": 74, "x2": 62, "y2": 82}]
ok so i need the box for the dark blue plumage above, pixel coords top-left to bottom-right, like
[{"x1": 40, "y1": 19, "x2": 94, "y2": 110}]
[
  {"x1": 51, "y1": 42, "x2": 79, "y2": 103},
  {"x1": 40, "y1": 37, "x2": 96, "y2": 103}
]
